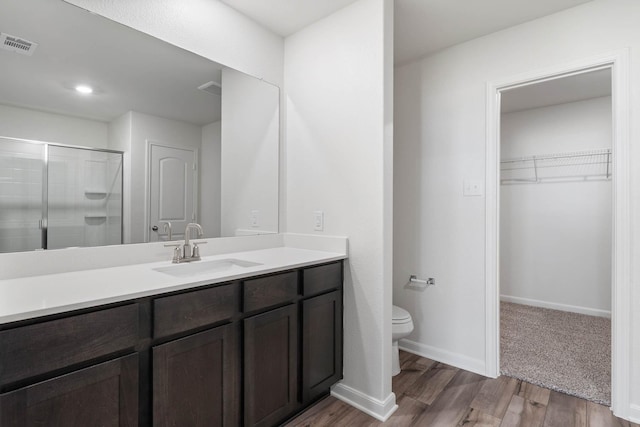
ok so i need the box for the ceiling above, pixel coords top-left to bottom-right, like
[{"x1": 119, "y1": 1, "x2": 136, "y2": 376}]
[
  {"x1": 219, "y1": 0, "x2": 360, "y2": 37},
  {"x1": 393, "y1": 0, "x2": 594, "y2": 64},
  {"x1": 0, "y1": 0, "x2": 221, "y2": 125},
  {"x1": 220, "y1": 0, "x2": 594, "y2": 64},
  {"x1": 501, "y1": 68, "x2": 612, "y2": 113},
  {"x1": 0, "y1": 0, "x2": 598, "y2": 125}
]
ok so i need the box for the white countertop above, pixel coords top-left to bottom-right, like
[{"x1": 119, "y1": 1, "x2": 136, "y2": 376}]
[{"x1": 0, "y1": 246, "x2": 346, "y2": 325}]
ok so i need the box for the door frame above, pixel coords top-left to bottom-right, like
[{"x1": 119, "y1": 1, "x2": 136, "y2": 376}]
[
  {"x1": 146, "y1": 141, "x2": 199, "y2": 243},
  {"x1": 484, "y1": 49, "x2": 630, "y2": 417}
]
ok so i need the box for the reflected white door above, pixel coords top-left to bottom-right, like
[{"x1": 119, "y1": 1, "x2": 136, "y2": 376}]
[{"x1": 148, "y1": 144, "x2": 196, "y2": 242}]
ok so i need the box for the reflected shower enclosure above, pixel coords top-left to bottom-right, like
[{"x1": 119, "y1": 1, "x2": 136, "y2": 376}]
[{"x1": 0, "y1": 137, "x2": 123, "y2": 252}]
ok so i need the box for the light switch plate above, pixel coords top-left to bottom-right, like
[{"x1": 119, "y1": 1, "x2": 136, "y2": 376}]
[
  {"x1": 313, "y1": 211, "x2": 324, "y2": 231},
  {"x1": 463, "y1": 179, "x2": 484, "y2": 197},
  {"x1": 249, "y1": 210, "x2": 259, "y2": 227}
]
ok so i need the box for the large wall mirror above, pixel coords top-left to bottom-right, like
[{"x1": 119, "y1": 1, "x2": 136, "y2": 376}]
[{"x1": 0, "y1": 0, "x2": 279, "y2": 253}]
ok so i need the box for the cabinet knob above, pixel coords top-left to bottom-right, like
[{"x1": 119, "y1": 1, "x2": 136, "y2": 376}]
[{"x1": 151, "y1": 226, "x2": 158, "y2": 231}]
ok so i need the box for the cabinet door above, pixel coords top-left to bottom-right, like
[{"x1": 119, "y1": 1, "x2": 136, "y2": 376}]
[
  {"x1": 302, "y1": 290, "x2": 343, "y2": 403},
  {"x1": 244, "y1": 304, "x2": 298, "y2": 427},
  {"x1": 0, "y1": 353, "x2": 138, "y2": 426},
  {"x1": 153, "y1": 323, "x2": 240, "y2": 427}
]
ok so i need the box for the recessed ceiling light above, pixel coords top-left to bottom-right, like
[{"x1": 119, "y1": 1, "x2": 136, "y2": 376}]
[{"x1": 75, "y1": 85, "x2": 93, "y2": 94}]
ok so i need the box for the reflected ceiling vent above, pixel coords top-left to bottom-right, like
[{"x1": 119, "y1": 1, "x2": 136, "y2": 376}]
[
  {"x1": 0, "y1": 33, "x2": 38, "y2": 56},
  {"x1": 197, "y1": 81, "x2": 221, "y2": 96}
]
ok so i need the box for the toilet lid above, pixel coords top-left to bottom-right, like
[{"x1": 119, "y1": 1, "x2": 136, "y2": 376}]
[{"x1": 392, "y1": 305, "x2": 411, "y2": 322}]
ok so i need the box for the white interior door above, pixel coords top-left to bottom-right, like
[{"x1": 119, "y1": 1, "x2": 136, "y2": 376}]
[{"x1": 148, "y1": 144, "x2": 196, "y2": 242}]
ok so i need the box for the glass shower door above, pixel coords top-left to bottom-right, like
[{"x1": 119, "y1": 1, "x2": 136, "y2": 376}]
[
  {"x1": 47, "y1": 146, "x2": 122, "y2": 249},
  {"x1": 0, "y1": 138, "x2": 45, "y2": 252}
]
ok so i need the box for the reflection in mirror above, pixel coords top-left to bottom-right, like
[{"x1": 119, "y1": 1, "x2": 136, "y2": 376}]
[
  {"x1": 0, "y1": 139, "x2": 124, "y2": 253},
  {"x1": 0, "y1": 0, "x2": 279, "y2": 253}
]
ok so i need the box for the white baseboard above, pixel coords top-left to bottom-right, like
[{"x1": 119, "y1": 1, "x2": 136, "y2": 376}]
[
  {"x1": 331, "y1": 382, "x2": 397, "y2": 422},
  {"x1": 399, "y1": 339, "x2": 486, "y2": 377},
  {"x1": 629, "y1": 404, "x2": 640, "y2": 423},
  {"x1": 500, "y1": 295, "x2": 611, "y2": 318}
]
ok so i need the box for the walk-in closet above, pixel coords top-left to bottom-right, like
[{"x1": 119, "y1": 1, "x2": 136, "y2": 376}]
[{"x1": 499, "y1": 69, "x2": 612, "y2": 405}]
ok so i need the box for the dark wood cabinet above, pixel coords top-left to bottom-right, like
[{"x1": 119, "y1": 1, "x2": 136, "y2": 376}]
[
  {"x1": 302, "y1": 290, "x2": 343, "y2": 403},
  {"x1": 153, "y1": 283, "x2": 239, "y2": 339},
  {"x1": 302, "y1": 262, "x2": 342, "y2": 297},
  {"x1": 244, "y1": 304, "x2": 298, "y2": 427},
  {"x1": 153, "y1": 323, "x2": 240, "y2": 427},
  {"x1": 243, "y1": 272, "x2": 297, "y2": 313},
  {"x1": 0, "y1": 353, "x2": 138, "y2": 427},
  {"x1": 0, "y1": 304, "x2": 139, "y2": 387},
  {"x1": 0, "y1": 260, "x2": 343, "y2": 427}
]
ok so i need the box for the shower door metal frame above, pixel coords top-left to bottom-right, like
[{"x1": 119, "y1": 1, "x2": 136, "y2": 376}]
[{"x1": 0, "y1": 135, "x2": 124, "y2": 250}]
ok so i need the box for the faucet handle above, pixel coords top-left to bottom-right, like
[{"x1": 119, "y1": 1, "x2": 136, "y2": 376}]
[
  {"x1": 164, "y1": 243, "x2": 182, "y2": 263},
  {"x1": 191, "y1": 241, "x2": 207, "y2": 259}
]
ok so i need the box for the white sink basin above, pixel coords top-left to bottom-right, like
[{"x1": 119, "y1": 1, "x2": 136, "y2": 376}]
[{"x1": 153, "y1": 258, "x2": 263, "y2": 277}]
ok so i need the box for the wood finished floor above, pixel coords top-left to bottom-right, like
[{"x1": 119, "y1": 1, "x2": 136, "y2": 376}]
[{"x1": 284, "y1": 351, "x2": 639, "y2": 427}]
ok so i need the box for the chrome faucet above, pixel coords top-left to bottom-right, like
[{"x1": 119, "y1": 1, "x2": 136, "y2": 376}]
[
  {"x1": 183, "y1": 223, "x2": 204, "y2": 260},
  {"x1": 164, "y1": 222, "x2": 206, "y2": 263},
  {"x1": 162, "y1": 221, "x2": 172, "y2": 241}
]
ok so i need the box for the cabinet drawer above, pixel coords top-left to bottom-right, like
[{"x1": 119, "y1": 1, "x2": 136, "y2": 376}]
[
  {"x1": 303, "y1": 262, "x2": 342, "y2": 296},
  {"x1": 154, "y1": 283, "x2": 239, "y2": 338},
  {"x1": 0, "y1": 354, "x2": 138, "y2": 426},
  {"x1": 243, "y1": 272, "x2": 298, "y2": 313},
  {"x1": 0, "y1": 304, "x2": 138, "y2": 386}
]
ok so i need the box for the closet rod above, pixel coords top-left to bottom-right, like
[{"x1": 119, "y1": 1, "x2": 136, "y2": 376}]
[
  {"x1": 500, "y1": 148, "x2": 611, "y2": 184},
  {"x1": 501, "y1": 149, "x2": 611, "y2": 164},
  {"x1": 501, "y1": 160, "x2": 610, "y2": 172}
]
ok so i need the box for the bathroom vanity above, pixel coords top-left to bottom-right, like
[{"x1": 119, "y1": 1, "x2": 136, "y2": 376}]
[{"x1": 0, "y1": 249, "x2": 344, "y2": 427}]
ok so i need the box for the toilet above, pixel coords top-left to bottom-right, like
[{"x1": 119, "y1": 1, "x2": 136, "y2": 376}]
[{"x1": 392, "y1": 305, "x2": 414, "y2": 376}]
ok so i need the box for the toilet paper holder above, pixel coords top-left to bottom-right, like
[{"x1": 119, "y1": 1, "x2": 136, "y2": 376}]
[{"x1": 409, "y1": 275, "x2": 435, "y2": 288}]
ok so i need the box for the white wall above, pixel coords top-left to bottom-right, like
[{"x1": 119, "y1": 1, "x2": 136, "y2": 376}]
[
  {"x1": 221, "y1": 68, "x2": 279, "y2": 236},
  {"x1": 285, "y1": 0, "x2": 395, "y2": 419},
  {"x1": 200, "y1": 121, "x2": 221, "y2": 238},
  {"x1": 0, "y1": 104, "x2": 108, "y2": 148},
  {"x1": 500, "y1": 97, "x2": 612, "y2": 316},
  {"x1": 63, "y1": 0, "x2": 283, "y2": 86},
  {"x1": 393, "y1": 0, "x2": 640, "y2": 418},
  {"x1": 501, "y1": 97, "x2": 612, "y2": 158}
]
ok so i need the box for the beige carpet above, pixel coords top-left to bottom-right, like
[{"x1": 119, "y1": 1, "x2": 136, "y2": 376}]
[{"x1": 500, "y1": 302, "x2": 611, "y2": 405}]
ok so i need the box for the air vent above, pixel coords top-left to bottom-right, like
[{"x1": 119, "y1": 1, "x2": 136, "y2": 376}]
[
  {"x1": 198, "y1": 81, "x2": 221, "y2": 96},
  {"x1": 0, "y1": 33, "x2": 38, "y2": 56}
]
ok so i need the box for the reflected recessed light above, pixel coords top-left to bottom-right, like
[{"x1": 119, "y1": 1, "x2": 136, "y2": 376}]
[{"x1": 75, "y1": 85, "x2": 93, "y2": 94}]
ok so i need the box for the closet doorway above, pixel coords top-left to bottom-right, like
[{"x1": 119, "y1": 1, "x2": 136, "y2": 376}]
[
  {"x1": 498, "y1": 69, "x2": 612, "y2": 405},
  {"x1": 484, "y1": 50, "x2": 631, "y2": 419}
]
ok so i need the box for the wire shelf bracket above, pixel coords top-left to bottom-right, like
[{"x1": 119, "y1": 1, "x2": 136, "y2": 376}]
[{"x1": 500, "y1": 148, "x2": 612, "y2": 185}]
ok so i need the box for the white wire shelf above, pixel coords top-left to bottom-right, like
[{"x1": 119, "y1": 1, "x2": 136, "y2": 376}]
[{"x1": 500, "y1": 148, "x2": 612, "y2": 184}]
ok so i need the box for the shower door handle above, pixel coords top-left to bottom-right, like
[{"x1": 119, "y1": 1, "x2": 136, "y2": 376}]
[{"x1": 40, "y1": 218, "x2": 48, "y2": 249}]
